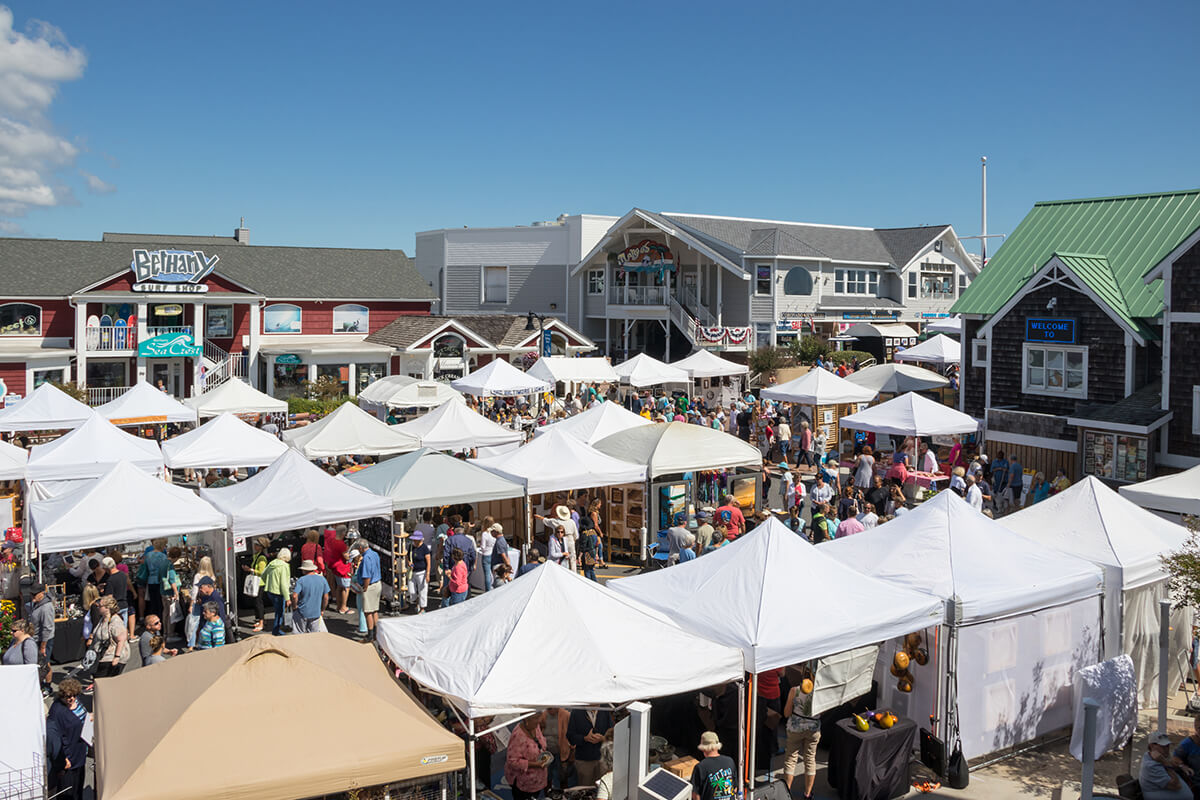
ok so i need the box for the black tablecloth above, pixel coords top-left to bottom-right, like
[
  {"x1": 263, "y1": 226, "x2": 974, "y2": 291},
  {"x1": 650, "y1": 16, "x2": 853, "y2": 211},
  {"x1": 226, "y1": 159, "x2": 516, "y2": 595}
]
[
  {"x1": 51, "y1": 617, "x2": 85, "y2": 665},
  {"x1": 826, "y1": 716, "x2": 916, "y2": 800}
]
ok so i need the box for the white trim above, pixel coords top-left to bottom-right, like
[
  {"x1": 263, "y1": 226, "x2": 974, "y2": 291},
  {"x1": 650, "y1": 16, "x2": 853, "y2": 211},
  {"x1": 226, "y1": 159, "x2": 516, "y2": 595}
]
[
  {"x1": 0, "y1": 301, "x2": 43, "y2": 337},
  {"x1": 1124, "y1": 332, "x2": 1135, "y2": 396},
  {"x1": 1144, "y1": 226, "x2": 1200, "y2": 283},
  {"x1": 754, "y1": 262, "x2": 773, "y2": 296},
  {"x1": 1169, "y1": 312, "x2": 1200, "y2": 323},
  {"x1": 1158, "y1": 451, "x2": 1200, "y2": 469},
  {"x1": 1066, "y1": 414, "x2": 1172, "y2": 436},
  {"x1": 984, "y1": 327, "x2": 992, "y2": 411},
  {"x1": 895, "y1": 226, "x2": 953, "y2": 273},
  {"x1": 984, "y1": 429, "x2": 1078, "y2": 453},
  {"x1": 1021, "y1": 342, "x2": 1088, "y2": 399},
  {"x1": 406, "y1": 319, "x2": 498, "y2": 351},
  {"x1": 511, "y1": 317, "x2": 596, "y2": 350},
  {"x1": 659, "y1": 211, "x2": 875, "y2": 231},
  {"x1": 331, "y1": 303, "x2": 370, "y2": 335},
  {"x1": 481, "y1": 265, "x2": 509, "y2": 305},
  {"x1": 971, "y1": 339, "x2": 989, "y2": 368},
  {"x1": 586, "y1": 269, "x2": 605, "y2": 296},
  {"x1": 1163, "y1": 261, "x2": 1172, "y2": 411},
  {"x1": 571, "y1": 209, "x2": 744, "y2": 277},
  {"x1": 977, "y1": 255, "x2": 1147, "y2": 346}
]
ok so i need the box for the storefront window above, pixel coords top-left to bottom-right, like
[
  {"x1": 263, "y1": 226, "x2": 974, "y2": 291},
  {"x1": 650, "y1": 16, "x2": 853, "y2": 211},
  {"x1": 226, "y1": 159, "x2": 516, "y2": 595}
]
[
  {"x1": 1023, "y1": 344, "x2": 1086, "y2": 398},
  {"x1": 87, "y1": 361, "x2": 127, "y2": 388},
  {"x1": 273, "y1": 361, "x2": 307, "y2": 396},
  {"x1": 0, "y1": 303, "x2": 41, "y2": 336},
  {"x1": 32, "y1": 368, "x2": 65, "y2": 388},
  {"x1": 355, "y1": 362, "x2": 386, "y2": 393},
  {"x1": 1083, "y1": 430, "x2": 1147, "y2": 483},
  {"x1": 318, "y1": 364, "x2": 349, "y2": 392}
]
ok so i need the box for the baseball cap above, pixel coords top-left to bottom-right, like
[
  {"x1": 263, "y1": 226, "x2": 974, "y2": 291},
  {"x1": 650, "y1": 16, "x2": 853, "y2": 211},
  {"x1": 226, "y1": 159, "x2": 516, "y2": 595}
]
[
  {"x1": 410, "y1": 530, "x2": 424, "y2": 542},
  {"x1": 101, "y1": 556, "x2": 116, "y2": 570},
  {"x1": 197, "y1": 576, "x2": 215, "y2": 587},
  {"x1": 1149, "y1": 731, "x2": 1172, "y2": 747},
  {"x1": 30, "y1": 582, "x2": 45, "y2": 595}
]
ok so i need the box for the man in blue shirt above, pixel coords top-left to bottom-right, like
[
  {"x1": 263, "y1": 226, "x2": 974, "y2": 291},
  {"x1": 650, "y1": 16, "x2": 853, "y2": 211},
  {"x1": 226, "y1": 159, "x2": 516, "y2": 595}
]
[
  {"x1": 353, "y1": 539, "x2": 382, "y2": 640},
  {"x1": 990, "y1": 451, "x2": 1009, "y2": 502},
  {"x1": 443, "y1": 525, "x2": 477, "y2": 575},
  {"x1": 290, "y1": 560, "x2": 329, "y2": 634},
  {"x1": 1004, "y1": 455, "x2": 1025, "y2": 513},
  {"x1": 142, "y1": 538, "x2": 172, "y2": 618}
]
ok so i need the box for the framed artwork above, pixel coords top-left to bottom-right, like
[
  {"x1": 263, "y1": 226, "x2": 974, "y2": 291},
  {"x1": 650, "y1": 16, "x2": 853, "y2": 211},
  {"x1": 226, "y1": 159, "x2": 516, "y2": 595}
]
[
  {"x1": 206, "y1": 305, "x2": 233, "y2": 338},
  {"x1": 333, "y1": 303, "x2": 369, "y2": 333}
]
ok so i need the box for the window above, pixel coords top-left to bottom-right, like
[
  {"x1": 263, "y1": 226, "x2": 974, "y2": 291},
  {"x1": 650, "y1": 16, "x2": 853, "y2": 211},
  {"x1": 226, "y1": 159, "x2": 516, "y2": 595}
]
[
  {"x1": 907, "y1": 272, "x2": 917, "y2": 299},
  {"x1": 959, "y1": 274, "x2": 968, "y2": 295},
  {"x1": 754, "y1": 322, "x2": 772, "y2": 348},
  {"x1": 755, "y1": 264, "x2": 772, "y2": 295},
  {"x1": 834, "y1": 269, "x2": 878, "y2": 295},
  {"x1": 32, "y1": 368, "x2": 65, "y2": 388},
  {"x1": 783, "y1": 268, "x2": 813, "y2": 296},
  {"x1": 587, "y1": 269, "x2": 605, "y2": 295},
  {"x1": 263, "y1": 303, "x2": 302, "y2": 333},
  {"x1": 972, "y1": 339, "x2": 989, "y2": 368},
  {"x1": 1023, "y1": 344, "x2": 1086, "y2": 398},
  {"x1": 205, "y1": 305, "x2": 233, "y2": 337},
  {"x1": 332, "y1": 303, "x2": 369, "y2": 333},
  {"x1": 355, "y1": 362, "x2": 386, "y2": 393},
  {"x1": 0, "y1": 303, "x2": 40, "y2": 336},
  {"x1": 433, "y1": 334, "x2": 465, "y2": 359},
  {"x1": 483, "y1": 266, "x2": 508, "y2": 303},
  {"x1": 1083, "y1": 430, "x2": 1148, "y2": 482},
  {"x1": 918, "y1": 262, "x2": 955, "y2": 299}
]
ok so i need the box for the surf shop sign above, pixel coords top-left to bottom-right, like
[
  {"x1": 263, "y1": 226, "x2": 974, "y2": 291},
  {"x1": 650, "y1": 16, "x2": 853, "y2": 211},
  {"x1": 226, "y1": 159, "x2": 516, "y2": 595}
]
[{"x1": 129, "y1": 249, "x2": 220, "y2": 293}]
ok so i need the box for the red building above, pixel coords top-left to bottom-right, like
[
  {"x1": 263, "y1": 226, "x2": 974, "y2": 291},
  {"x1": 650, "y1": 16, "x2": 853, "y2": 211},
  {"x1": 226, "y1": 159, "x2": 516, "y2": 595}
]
[{"x1": 0, "y1": 225, "x2": 435, "y2": 404}]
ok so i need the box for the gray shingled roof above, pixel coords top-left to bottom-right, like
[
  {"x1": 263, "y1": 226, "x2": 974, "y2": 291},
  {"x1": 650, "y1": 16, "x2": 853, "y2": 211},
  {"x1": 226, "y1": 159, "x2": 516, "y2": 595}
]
[
  {"x1": 1070, "y1": 382, "x2": 1168, "y2": 428},
  {"x1": 0, "y1": 235, "x2": 433, "y2": 300},
  {"x1": 661, "y1": 214, "x2": 948, "y2": 270},
  {"x1": 366, "y1": 314, "x2": 532, "y2": 350}
]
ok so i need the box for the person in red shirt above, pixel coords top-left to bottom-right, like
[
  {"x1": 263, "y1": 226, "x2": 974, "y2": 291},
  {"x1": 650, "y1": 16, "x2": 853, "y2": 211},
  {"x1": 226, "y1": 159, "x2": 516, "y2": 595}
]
[
  {"x1": 323, "y1": 526, "x2": 351, "y2": 614},
  {"x1": 715, "y1": 494, "x2": 746, "y2": 538}
]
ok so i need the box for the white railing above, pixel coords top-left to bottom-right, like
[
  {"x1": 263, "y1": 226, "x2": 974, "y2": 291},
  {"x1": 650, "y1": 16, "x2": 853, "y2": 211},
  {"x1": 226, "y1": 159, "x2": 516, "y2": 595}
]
[
  {"x1": 86, "y1": 385, "x2": 132, "y2": 406},
  {"x1": 85, "y1": 325, "x2": 138, "y2": 352},
  {"x1": 669, "y1": 297, "x2": 701, "y2": 347},
  {"x1": 147, "y1": 325, "x2": 192, "y2": 338},
  {"x1": 608, "y1": 285, "x2": 668, "y2": 305},
  {"x1": 680, "y1": 287, "x2": 717, "y2": 326}
]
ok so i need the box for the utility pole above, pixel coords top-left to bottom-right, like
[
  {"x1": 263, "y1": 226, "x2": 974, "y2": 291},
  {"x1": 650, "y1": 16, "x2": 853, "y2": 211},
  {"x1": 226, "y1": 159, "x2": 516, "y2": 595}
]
[{"x1": 960, "y1": 155, "x2": 1006, "y2": 266}]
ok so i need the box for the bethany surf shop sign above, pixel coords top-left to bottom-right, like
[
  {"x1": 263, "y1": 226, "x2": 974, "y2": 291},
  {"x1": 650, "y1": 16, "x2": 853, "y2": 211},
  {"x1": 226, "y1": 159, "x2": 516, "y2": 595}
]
[{"x1": 129, "y1": 249, "x2": 220, "y2": 293}]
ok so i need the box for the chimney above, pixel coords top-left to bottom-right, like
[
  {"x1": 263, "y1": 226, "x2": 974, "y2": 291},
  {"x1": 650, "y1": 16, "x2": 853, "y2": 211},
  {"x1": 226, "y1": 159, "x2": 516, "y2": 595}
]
[{"x1": 234, "y1": 217, "x2": 249, "y2": 244}]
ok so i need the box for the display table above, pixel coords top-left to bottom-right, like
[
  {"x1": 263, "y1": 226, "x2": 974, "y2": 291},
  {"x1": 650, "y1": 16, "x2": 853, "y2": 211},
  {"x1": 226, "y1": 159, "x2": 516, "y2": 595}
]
[
  {"x1": 826, "y1": 715, "x2": 916, "y2": 800},
  {"x1": 51, "y1": 617, "x2": 85, "y2": 665},
  {"x1": 909, "y1": 472, "x2": 948, "y2": 490}
]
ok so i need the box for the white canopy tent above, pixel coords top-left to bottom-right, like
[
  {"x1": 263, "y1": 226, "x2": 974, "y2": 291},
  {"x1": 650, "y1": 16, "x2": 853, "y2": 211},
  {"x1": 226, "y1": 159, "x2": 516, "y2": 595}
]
[
  {"x1": 526, "y1": 356, "x2": 618, "y2": 386},
  {"x1": 895, "y1": 334, "x2": 961, "y2": 365},
  {"x1": 186, "y1": 379, "x2": 288, "y2": 417},
  {"x1": 1119, "y1": 464, "x2": 1200, "y2": 518},
  {"x1": 844, "y1": 363, "x2": 949, "y2": 395},
  {"x1": 451, "y1": 359, "x2": 551, "y2": 398},
  {"x1": 473, "y1": 427, "x2": 646, "y2": 495},
  {"x1": 0, "y1": 439, "x2": 27, "y2": 480},
  {"x1": 357, "y1": 375, "x2": 463, "y2": 420},
  {"x1": 376, "y1": 561, "x2": 744, "y2": 717},
  {"x1": 610, "y1": 517, "x2": 943, "y2": 672},
  {"x1": 0, "y1": 665, "x2": 45, "y2": 794},
  {"x1": 924, "y1": 316, "x2": 962, "y2": 335},
  {"x1": 390, "y1": 399, "x2": 522, "y2": 453},
  {"x1": 200, "y1": 449, "x2": 392, "y2": 538},
  {"x1": 671, "y1": 349, "x2": 749, "y2": 379},
  {"x1": 161, "y1": 413, "x2": 289, "y2": 470},
  {"x1": 592, "y1": 421, "x2": 762, "y2": 478},
  {"x1": 283, "y1": 402, "x2": 420, "y2": 458},
  {"x1": 823, "y1": 491, "x2": 1104, "y2": 759},
  {"x1": 0, "y1": 382, "x2": 93, "y2": 433},
  {"x1": 30, "y1": 461, "x2": 226, "y2": 554},
  {"x1": 533, "y1": 400, "x2": 651, "y2": 445},
  {"x1": 343, "y1": 447, "x2": 526, "y2": 509},
  {"x1": 26, "y1": 413, "x2": 163, "y2": 481},
  {"x1": 1002, "y1": 476, "x2": 1191, "y2": 706},
  {"x1": 612, "y1": 353, "x2": 690, "y2": 388},
  {"x1": 760, "y1": 368, "x2": 877, "y2": 405},
  {"x1": 96, "y1": 380, "x2": 198, "y2": 426},
  {"x1": 839, "y1": 391, "x2": 978, "y2": 437}
]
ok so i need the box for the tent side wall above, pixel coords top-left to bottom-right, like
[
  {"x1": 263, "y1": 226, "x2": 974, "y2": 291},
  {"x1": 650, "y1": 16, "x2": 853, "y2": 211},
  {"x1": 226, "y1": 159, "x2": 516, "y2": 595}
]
[{"x1": 1122, "y1": 580, "x2": 1193, "y2": 709}]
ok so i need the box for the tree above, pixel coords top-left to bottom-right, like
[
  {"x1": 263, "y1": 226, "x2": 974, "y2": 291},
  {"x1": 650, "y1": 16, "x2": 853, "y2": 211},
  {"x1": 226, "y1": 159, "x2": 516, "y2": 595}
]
[
  {"x1": 47, "y1": 380, "x2": 87, "y2": 403},
  {"x1": 786, "y1": 335, "x2": 830, "y2": 364},
  {"x1": 1162, "y1": 517, "x2": 1200, "y2": 608},
  {"x1": 747, "y1": 346, "x2": 793, "y2": 376}
]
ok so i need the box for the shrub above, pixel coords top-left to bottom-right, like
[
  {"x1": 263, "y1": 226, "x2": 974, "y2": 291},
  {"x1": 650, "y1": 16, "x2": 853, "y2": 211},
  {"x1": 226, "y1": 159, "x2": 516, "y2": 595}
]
[
  {"x1": 826, "y1": 350, "x2": 874, "y2": 366},
  {"x1": 786, "y1": 336, "x2": 831, "y2": 364},
  {"x1": 747, "y1": 346, "x2": 794, "y2": 376},
  {"x1": 47, "y1": 381, "x2": 88, "y2": 402}
]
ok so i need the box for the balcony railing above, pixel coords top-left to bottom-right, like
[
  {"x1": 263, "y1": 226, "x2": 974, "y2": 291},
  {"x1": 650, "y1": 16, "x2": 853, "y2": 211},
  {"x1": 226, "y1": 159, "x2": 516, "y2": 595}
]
[
  {"x1": 86, "y1": 386, "x2": 132, "y2": 406},
  {"x1": 85, "y1": 325, "x2": 138, "y2": 352},
  {"x1": 147, "y1": 325, "x2": 193, "y2": 338},
  {"x1": 608, "y1": 285, "x2": 668, "y2": 305}
]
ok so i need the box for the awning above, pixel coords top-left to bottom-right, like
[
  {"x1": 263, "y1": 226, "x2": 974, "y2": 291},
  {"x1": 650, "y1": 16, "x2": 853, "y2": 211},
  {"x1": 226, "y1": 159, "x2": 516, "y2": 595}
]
[{"x1": 258, "y1": 336, "x2": 394, "y2": 357}]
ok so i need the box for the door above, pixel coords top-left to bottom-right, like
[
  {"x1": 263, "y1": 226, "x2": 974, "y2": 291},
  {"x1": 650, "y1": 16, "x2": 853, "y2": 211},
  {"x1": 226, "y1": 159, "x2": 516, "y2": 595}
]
[{"x1": 150, "y1": 359, "x2": 186, "y2": 398}]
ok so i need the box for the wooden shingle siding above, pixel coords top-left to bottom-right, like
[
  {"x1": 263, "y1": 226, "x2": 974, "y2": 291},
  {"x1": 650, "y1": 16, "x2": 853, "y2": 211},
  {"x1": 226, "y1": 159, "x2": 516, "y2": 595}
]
[
  {"x1": 987, "y1": 284, "x2": 1128, "y2": 416},
  {"x1": 963, "y1": 318, "x2": 985, "y2": 417},
  {"x1": 1167, "y1": 240, "x2": 1200, "y2": 455}
]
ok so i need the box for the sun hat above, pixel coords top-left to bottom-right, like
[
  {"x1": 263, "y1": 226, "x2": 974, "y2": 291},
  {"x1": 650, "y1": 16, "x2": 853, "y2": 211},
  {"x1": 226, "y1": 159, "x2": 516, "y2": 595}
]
[
  {"x1": 299, "y1": 559, "x2": 318, "y2": 572},
  {"x1": 699, "y1": 731, "x2": 722, "y2": 749},
  {"x1": 554, "y1": 505, "x2": 571, "y2": 521}
]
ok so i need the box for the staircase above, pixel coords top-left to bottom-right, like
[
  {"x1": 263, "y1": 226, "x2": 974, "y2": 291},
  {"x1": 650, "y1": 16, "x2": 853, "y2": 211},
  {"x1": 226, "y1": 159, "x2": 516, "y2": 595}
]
[
  {"x1": 668, "y1": 296, "x2": 752, "y2": 351},
  {"x1": 200, "y1": 339, "x2": 248, "y2": 394}
]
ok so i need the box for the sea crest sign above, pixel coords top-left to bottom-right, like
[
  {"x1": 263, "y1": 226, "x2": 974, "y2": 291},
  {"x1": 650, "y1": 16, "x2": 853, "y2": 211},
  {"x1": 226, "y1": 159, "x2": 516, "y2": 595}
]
[{"x1": 129, "y1": 249, "x2": 220, "y2": 293}]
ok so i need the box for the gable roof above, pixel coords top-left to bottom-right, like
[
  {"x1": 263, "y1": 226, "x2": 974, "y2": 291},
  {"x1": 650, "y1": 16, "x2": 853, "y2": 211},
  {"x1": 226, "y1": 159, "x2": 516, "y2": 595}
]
[
  {"x1": 952, "y1": 189, "x2": 1200, "y2": 320},
  {"x1": 366, "y1": 314, "x2": 593, "y2": 351},
  {"x1": 662, "y1": 213, "x2": 950, "y2": 268},
  {"x1": 0, "y1": 235, "x2": 434, "y2": 300}
]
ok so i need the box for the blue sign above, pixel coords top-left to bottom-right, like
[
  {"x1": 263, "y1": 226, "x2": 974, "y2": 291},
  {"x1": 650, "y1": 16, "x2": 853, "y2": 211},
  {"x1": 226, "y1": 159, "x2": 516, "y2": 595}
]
[
  {"x1": 1025, "y1": 318, "x2": 1076, "y2": 343},
  {"x1": 138, "y1": 331, "x2": 202, "y2": 358},
  {"x1": 541, "y1": 329, "x2": 553, "y2": 357}
]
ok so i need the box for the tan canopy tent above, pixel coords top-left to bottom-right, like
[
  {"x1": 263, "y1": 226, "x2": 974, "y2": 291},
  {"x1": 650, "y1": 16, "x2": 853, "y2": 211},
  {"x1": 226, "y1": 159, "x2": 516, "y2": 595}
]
[{"x1": 96, "y1": 633, "x2": 466, "y2": 800}]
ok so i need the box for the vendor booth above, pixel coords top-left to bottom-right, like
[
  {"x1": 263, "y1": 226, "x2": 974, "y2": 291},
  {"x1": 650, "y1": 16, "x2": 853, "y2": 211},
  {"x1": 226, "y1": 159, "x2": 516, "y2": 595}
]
[
  {"x1": 593, "y1": 422, "x2": 762, "y2": 556},
  {"x1": 924, "y1": 316, "x2": 962, "y2": 335},
  {"x1": 357, "y1": 374, "x2": 463, "y2": 421},
  {"x1": 1002, "y1": 476, "x2": 1191, "y2": 707},
  {"x1": 282, "y1": 401, "x2": 420, "y2": 458},
  {"x1": 26, "y1": 413, "x2": 163, "y2": 482},
  {"x1": 844, "y1": 363, "x2": 949, "y2": 396},
  {"x1": 672, "y1": 349, "x2": 748, "y2": 407},
  {"x1": 1119, "y1": 463, "x2": 1200, "y2": 519},
  {"x1": 96, "y1": 633, "x2": 466, "y2": 800},
  {"x1": 0, "y1": 438, "x2": 28, "y2": 479},
  {"x1": 613, "y1": 353, "x2": 690, "y2": 388},
  {"x1": 761, "y1": 369, "x2": 878, "y2": 458},
  {"x1": 533, "y1": 400, "x2": 650, "y2": 445},
  {"x1": 823, "y1": 491, "x2": 1105, "y2": 761},
  {"x1": 894, "y1": 333, "x2": 961, "y2": 365},
  {"x1": 526, "y1": 356, "x2": 618, "y2": 394},
  {"x1": 0, "y1": 665, "x2": 45, "y2": 800},
  {"x1": 0, "y1": 381, "x2": 93, "y2": 433},
  {"x1": 841, "y1": 322, "x2": 919, "y2": 364},
  {"x1": 390, "y1": 398, "x2": 522, "y2": 455},
  {"x1": 185, "y1": 378, "x2": 288, "y2": 418},
  {"x1": 95, "y1": 380, "x2": 198, "y2": 427},
  {"x1": 450, "y1": 358, "x2": 551, "y2": 397},
  {"x1": 161, "y1": 412, "x2": 289, "y2": 471},
  {"x1": 839, "y1": 391, "x2": 977, "y2": 438}
]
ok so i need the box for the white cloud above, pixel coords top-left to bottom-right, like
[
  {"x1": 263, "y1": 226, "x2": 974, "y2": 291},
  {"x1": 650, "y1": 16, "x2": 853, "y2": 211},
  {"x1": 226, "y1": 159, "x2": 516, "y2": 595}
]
[{"x1": 0, "y1": 7, "x2": 102, "y2": 231}]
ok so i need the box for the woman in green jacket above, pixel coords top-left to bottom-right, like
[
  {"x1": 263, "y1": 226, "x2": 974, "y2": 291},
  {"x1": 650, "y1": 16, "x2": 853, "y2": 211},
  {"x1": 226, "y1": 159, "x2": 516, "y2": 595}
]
[
  {"x1": 240, "y1": 537, "x2": 271, "y2": 632},
  {"x1": 261, "y1": 547, "x2": 292, "y2": 637}
]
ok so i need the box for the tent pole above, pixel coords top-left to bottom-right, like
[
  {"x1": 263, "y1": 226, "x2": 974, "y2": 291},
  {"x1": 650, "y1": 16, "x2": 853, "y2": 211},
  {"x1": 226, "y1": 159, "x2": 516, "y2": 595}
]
[
  {"x1": 748, "y1": 673, "x2": 759, "y2": 788},
  {"x1": 468, "y1": 717, "x2": 477, "y2": 800},
  {"x1": 737, "y1": 677, "x2": 746, "y2": 797}
]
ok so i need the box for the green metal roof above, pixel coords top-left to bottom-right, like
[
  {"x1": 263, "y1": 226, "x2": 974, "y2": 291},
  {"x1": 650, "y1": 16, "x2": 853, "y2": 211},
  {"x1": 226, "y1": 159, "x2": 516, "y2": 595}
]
[{"x1": 953, "y1": 189, "x2": 1200, "y2": 323}]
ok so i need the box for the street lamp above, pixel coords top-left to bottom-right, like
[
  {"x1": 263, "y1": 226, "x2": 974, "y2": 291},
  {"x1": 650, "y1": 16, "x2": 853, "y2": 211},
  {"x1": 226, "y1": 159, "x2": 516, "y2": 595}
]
[{"x1": 525, "y1": 311, "x2": 550, "y2": 357}]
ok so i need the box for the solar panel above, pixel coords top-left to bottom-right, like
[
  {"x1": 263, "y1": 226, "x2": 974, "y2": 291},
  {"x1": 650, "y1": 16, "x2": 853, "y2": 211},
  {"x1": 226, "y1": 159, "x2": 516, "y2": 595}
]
[{"x1": 640, "y1": 768, "x2": 690, "y2": 800}]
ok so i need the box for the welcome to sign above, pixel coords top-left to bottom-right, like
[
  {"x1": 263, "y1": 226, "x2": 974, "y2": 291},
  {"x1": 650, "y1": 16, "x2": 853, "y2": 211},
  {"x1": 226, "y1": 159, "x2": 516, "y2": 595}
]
[{"x1": 130, "y1": 249, "x2": 220, "y2": 293}]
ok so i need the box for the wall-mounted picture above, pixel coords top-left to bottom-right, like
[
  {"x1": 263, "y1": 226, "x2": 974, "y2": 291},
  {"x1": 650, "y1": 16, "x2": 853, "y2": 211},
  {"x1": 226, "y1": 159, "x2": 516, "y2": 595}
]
[
  {"x1": 333, "y1": 303, "x2": 369, "y2": 333},
  {"x1": 206, "y1": 305, "x2": 233, "y2": 338},
  {"x1": 264, "y1": 304, "x2": 302, "y2": 333}
]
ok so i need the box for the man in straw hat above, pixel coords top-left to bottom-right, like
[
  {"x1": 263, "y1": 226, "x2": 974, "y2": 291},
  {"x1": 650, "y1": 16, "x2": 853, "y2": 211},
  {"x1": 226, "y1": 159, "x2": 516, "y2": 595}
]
[
  {"x1": 291, "y1": 559, "x2": 329, "y2": 634},
  {"x1": 536, "y1": 504, "x2": 578, "y2": 572},
  {"x1": 691, "y1": 732, "x2": 735, "y2": 800}
]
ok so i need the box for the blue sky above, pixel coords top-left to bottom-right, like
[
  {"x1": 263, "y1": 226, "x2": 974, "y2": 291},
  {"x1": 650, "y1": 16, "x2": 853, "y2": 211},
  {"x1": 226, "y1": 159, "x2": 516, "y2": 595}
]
[{"x1": 4, "y1": 0, "x2": 1199, "y2": 256}]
